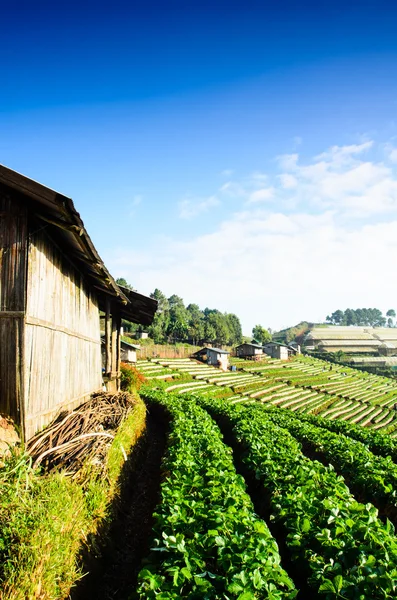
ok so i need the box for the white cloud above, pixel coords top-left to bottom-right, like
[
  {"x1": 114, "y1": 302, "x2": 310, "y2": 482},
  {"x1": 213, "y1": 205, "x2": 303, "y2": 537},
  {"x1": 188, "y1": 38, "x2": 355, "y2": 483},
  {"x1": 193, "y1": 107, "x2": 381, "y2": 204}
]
[
  {"x1": 111, "y1": 139, "x2": 397, "y2": 333},
  {"x1": 278, "y1": 173, "x2": 298, "y2": 189},
  {"x1": 277, "y1": 153, "x2": 299, "y2": 170},
  {"x1": 220, "y1": 169, "x2": 233, "y2": 176},
  {"x1": 387, "y1": 147, "x2": 397, "y2": 163},
  {"x1": 248, "y1": 187, "x2": 275, "y2": 203},
  {"x1": 178, "y1": 195, "x2": 220, "y2": 219},
  {"x1": 219, "y1": 181, "x2": 247, "y2": 197},
  {"x1": 315, "y1": 141, "x2": 373, "y2": 164},
  {"x1": 276, "y1": 140, "x2": 397, "y2": 215},
  {"x1": 111, "y1": 210, "x2": 397, "y2": 333}
]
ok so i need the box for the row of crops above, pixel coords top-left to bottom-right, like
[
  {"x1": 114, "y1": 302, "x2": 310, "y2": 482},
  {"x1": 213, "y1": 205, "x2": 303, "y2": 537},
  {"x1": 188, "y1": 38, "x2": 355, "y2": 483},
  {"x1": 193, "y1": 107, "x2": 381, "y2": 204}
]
[
  {"x1": 137, "y1": 391, "x2": 297, "y2": 598},
  {"x1": 136, "y1": 354, "x2": 397, "y2": 433},
  {"x1": 136, "y1": 387, "x2": 397, "y2": 598}
]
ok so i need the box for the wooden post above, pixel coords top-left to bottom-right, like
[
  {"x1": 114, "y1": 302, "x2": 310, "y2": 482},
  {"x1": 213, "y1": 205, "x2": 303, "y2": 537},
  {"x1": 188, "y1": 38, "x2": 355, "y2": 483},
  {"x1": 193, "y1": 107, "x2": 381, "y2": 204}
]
[
  {"x1": 116, "y1": 313, "x2": 121, "y2": 374},
  {"x1": 111, "y1": 312, "x2": 117, "y2": 377},
  {"x1": 105, "y1": 298, "x2": 111, "y2": 375}
]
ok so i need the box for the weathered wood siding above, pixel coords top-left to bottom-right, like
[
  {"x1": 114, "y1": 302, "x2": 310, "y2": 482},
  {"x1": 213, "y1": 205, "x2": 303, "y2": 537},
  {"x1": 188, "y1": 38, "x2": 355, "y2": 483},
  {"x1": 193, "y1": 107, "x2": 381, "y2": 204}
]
[
  {"x1": 24, "y1": 229, "x2": 102, "y2": 438},
  {"x1": 0, "y1": 189, "x2": 27, "y2": 424},
  {"x1": 236, "y1": 344, "x2": 263, "y2": 358}
]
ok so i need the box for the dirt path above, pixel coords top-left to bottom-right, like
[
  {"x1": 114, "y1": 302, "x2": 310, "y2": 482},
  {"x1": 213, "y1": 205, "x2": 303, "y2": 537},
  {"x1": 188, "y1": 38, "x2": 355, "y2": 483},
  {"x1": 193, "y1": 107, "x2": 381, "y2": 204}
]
[{"x1": 70, "y1": 411, "x2": 167, "y2": 600}]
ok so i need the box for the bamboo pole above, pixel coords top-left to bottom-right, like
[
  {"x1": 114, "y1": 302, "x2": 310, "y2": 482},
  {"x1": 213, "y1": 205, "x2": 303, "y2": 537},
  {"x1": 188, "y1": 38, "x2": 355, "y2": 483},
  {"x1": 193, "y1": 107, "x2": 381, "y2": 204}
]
[{"x1": 105, "y1": 298, "x2": 111, "y2": 375}]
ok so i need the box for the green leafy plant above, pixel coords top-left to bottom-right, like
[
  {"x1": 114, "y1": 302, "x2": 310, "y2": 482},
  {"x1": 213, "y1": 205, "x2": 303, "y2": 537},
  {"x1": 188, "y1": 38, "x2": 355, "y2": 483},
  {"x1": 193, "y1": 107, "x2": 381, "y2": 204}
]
[
  {"x1": 137, "y1": 388, "x2": 297, "y2": 599},
  {"x1": 193, "y1": 395, "x2": 397, "y2": 599}
]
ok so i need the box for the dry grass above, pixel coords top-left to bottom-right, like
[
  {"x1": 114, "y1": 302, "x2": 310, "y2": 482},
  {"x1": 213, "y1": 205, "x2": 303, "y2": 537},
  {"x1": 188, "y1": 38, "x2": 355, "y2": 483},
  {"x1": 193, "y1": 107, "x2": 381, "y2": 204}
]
[{"x1": 0, "y1": 394, "x2": 147, "y2": 600}]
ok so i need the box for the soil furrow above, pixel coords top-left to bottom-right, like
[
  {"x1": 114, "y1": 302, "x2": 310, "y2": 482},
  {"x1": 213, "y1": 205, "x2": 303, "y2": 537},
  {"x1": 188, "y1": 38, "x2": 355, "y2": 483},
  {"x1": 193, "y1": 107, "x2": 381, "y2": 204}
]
[{"x1": 70, "y1": 411, "x2": 167, "y2": 600}]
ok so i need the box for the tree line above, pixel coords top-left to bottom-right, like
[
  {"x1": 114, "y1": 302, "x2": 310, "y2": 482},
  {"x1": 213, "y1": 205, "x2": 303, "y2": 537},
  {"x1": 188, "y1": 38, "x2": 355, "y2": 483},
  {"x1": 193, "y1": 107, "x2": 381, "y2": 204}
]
[
  {"x1": 117, "y1": 280, "x2": 243, "y2": 346},
  {"x1": 326, "y1": 308, "x2": 396, "y2": 328}
]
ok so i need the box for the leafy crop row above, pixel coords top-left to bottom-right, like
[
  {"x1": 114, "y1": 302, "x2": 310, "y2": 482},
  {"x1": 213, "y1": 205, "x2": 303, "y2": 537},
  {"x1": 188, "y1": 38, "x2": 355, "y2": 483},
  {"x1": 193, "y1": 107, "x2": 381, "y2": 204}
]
[
  {"x1": 137, "y1": 389, "x2": 297, "y2": 599},
  {"x1": 255, "y1": 406, "x2": 397, "y2": 522},
  {"x1": 195, "y1": 395, "x2": 397, "y2": 599},
  {"x1": 290, "y1": 410, "x2": 397, "y2": 462}
]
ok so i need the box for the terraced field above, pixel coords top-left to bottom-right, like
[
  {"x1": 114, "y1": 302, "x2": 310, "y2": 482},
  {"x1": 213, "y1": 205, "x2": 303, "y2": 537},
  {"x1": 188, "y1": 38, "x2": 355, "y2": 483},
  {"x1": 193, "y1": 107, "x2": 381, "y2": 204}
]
[
  {"x1": 137, "y1": 354, "x2": 397, "y2": 433},
  {"x1": 108, "y1": 356, "x2": 397, "y2": 597},
  {"x1": 136, "y1": 387, "x2": 397, "y2": 598}
]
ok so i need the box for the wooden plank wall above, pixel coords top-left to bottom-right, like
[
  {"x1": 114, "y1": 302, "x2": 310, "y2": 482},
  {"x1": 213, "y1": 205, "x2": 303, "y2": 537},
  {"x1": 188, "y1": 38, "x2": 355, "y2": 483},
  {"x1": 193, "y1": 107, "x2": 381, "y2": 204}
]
[
  {"x1": 0, "y1": 188, "x2": 27, "y2": 425},
  {"x1": 24, "y1": 229, "x2": 102, "y2": 438}
]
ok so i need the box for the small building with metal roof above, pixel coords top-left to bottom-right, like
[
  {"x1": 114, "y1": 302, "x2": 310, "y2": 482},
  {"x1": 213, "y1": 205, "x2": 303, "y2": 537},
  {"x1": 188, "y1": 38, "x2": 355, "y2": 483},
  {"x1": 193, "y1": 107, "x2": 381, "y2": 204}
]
[
  {"x1": 235, "y1": 342, "x2": 264, "y2": 359},
  {"x1": 192, "y1": 347, "x2": 230, "y2": 370},
  {"x1": 101, "y1": 337, "x2": 141, "y2": 365},
  {"x1": 263, "y1": 341, "x2": 296, "y2": 360}
]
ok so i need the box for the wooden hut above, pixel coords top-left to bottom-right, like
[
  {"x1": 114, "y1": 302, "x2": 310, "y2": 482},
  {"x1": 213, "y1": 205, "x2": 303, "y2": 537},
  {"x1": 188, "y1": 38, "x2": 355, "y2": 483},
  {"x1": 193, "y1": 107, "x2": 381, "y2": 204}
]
[
  {"x1": 263, "y1": 342, "x2": 294, "y2": 360},
  {"x1": 193, "y1": 347, "x2": 229, "y2": 370},
  {"x1": 235, "y1": 342, "x2": 263, "y2": 359},
  {"x1": 0, "y1": 166, "x2": 157, "y2": 439},
  {"x1": 101, "y1": 338, "x2": 141, "y2": 365}
]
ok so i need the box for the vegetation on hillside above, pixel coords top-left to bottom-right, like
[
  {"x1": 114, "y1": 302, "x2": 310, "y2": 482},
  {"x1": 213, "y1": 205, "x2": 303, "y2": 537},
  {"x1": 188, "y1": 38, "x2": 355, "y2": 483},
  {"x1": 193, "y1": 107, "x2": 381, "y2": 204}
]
[
  {"x1": 118, "y1": 279, "x2": 243, "y2": 346},
  {"x1": 272, "y1": 321, "x2": 313, "y2": 344},
  {"x1": 251, "y1": 324, "x2": 272, "y2": 344},
  {"x1": 326, "y1": 307, "x2": 396, "y2": 327}
]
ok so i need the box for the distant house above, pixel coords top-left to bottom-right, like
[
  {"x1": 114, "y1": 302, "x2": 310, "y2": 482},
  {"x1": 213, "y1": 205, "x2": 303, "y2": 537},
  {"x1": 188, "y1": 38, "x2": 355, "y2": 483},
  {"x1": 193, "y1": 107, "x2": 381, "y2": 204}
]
[
  {"x1": 288, "y1": 341, "x2": 301, "y2": 354},
  {"x1": 263, "y1": 342, "x2": 296, "y2": 360},
  {"x1": 235, "y1": 343, "x2": 263, "y2": 359},
  {"x1": 193, "y1": 347, "x2": 229, "y2": 371},
  {"x1": 136, "y1": 331, "x2": 149, "y2": 339},
  {"x1": 0, "y1": 165, "x2": 157, "y2": 439},
  {"x1": 121, "y1": 340, "x2": 141, "y2": 363},
  {"x1": 102, "y1": 338, "x2": 141, "y2": 365}
]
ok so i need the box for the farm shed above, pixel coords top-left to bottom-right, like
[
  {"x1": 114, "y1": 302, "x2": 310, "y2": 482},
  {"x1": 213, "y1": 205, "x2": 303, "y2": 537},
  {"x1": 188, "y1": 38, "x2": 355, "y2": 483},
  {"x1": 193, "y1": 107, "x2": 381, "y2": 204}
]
[
  {"x1": 263, "y1": 342, "x2": 295, "y2": 360},
  {"x1": 305, "y1": 326, "x2": 397, "y2": 354},
  {"x1": 378, "y1": 342, "x2": 397, "y2": 357},
  {"x1": 101, "y1": 338, "x2": 140, "y2": 364},
  {"x1": 288, "y1": 341, "x2": 301, "y2": 353},
  {"x1": 350, "y1": 356, "x2": 397, "y2": 368},
  {"x1": 317, "y1": 339, "x2": 381, "y2": 354},
  {"x1": 193, "y1": 347, "x2": 229, "y2": 370},
  {"x1": 0, "y1": 165, "x2": 157, "y2": 440},
  {"x1": 135, "y1": 331, "x2": 149, "y2": 339},
  {"x1": 235, "y1": 343, "x2": 263, "y2": 359}
]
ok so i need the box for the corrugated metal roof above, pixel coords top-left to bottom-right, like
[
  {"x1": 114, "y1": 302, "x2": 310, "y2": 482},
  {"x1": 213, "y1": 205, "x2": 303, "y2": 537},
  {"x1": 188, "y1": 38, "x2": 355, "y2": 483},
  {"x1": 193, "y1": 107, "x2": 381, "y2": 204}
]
[
  {"x1": 101, "y1": 337, "x2": 140, "y2": 350},
  {"x1": 319, "y1": 339, "x2": 381, "y2": 347},
  {"x1": 194, "y1": 347, "x2": 230, "y2": 355},
  {"x1": 350, "y1": 356, "x2": 397, "y2": 365},
  {"x1": 236, "y1": 343, "x2": 263, "y2": 349},
  {"x1": 121, "y1": 340, "x2": 141, "y2": 350},
  {"x1": 323, "y1": 347, "x2": 377, "y2": 353},
  {"x1": 0, "y1": 165, "x2": 157, "y2": 325}
]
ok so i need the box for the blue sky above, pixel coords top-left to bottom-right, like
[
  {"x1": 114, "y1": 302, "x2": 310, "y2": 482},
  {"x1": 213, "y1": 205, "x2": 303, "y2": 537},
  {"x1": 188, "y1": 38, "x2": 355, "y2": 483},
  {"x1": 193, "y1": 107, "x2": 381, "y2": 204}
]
[{"x1": 2, "y1": 1, "x2": 397, "y2": 332}]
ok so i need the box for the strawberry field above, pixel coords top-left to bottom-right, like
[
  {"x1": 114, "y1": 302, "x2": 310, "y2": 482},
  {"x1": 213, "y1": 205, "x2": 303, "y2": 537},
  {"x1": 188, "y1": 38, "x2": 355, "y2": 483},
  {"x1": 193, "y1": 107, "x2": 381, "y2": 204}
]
[
  {"x1": 129, "y1": 386, "x2": 397, "y2": 598},
  {"x1": 118, "y1": 356, "x2": 397, "y2": 598},
  {"x1": 138, "y1": 354, "x2": 397, "y2": 433}
]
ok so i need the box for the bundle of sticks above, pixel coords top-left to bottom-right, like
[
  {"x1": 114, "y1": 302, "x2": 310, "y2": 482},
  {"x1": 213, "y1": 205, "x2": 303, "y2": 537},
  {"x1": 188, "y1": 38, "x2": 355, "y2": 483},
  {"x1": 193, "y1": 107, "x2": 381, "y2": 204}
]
[{"x1": 27, "y1": 392, "x2": 136, "y2": 477}]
